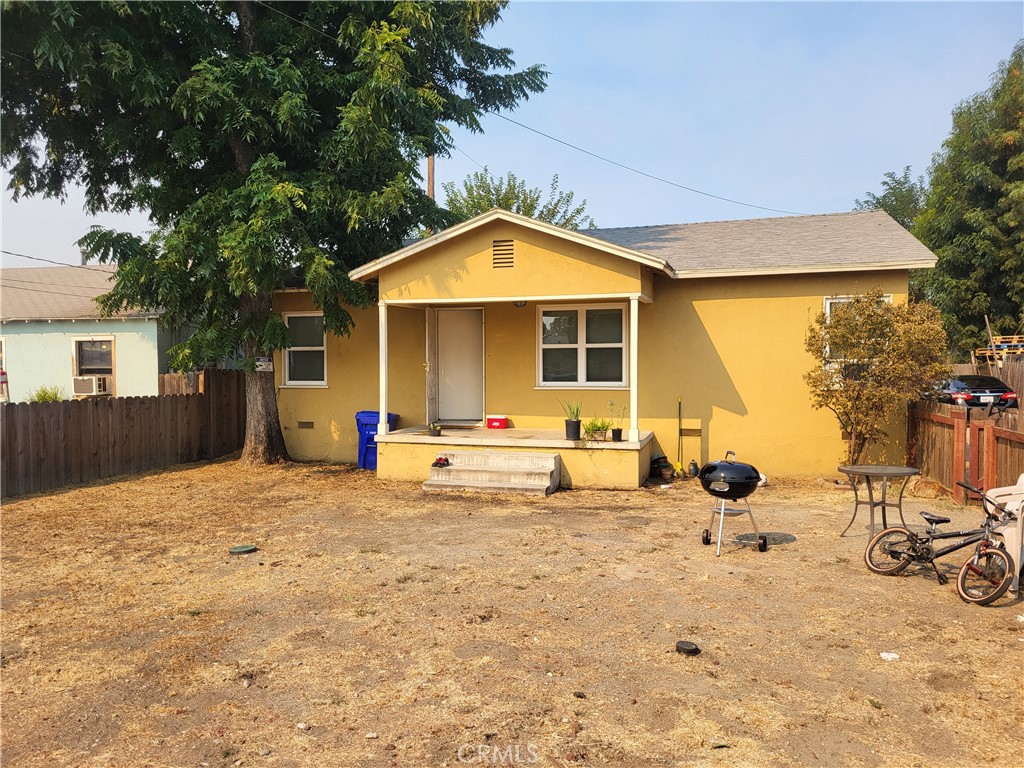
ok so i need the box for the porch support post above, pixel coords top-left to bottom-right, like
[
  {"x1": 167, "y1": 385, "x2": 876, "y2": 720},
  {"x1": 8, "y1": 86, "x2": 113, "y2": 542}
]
[
  {"x1": 378, "y1": 300, "x2": 389, "y2": 435},
  {"x1": 628, "y1": 297, "x2": 640, "y2": 442}
]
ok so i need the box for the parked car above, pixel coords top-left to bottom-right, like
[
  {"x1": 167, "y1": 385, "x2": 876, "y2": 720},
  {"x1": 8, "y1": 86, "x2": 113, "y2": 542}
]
[{"x1": 936, "y1": 375, "x2": 1018, "y2": 409}]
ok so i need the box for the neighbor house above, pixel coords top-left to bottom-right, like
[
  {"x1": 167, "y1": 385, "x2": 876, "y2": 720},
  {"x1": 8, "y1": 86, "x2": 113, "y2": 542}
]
[
  {"x1": 271, "y1": 208, "x2": 936, "y2": 488},
  {"x1": 0, "y1": 265, "x2": 179, "y2": 402}
]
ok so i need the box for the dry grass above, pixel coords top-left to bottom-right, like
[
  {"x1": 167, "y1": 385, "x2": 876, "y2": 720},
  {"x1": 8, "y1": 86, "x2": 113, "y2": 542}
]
[{"x1": 1, "y1": 461, "x2": 1021, "y2": 767}]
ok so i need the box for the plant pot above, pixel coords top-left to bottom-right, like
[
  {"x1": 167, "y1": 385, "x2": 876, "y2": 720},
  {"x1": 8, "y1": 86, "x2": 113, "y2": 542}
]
[
  {"x1": 428, "y1": 425, "x2": 442, "y2": 437},
  {"x1": 660, "y1": 467, "x2": 674, "y2": 481},
  {"x1": 588, "y1": 432, "x2": 607, "y2": 442},
  {"x1": 565, "y1": 419, "x2": 581, "y2": 441},
  {"x1": 610, "y1": 428, "x2": 623, "y2": 442}
]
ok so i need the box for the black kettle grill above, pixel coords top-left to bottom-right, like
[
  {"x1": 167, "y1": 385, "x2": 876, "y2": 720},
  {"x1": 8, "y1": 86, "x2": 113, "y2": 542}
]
[{"x1": 698, "y1": 450, "x2": 761, "y2": 501}]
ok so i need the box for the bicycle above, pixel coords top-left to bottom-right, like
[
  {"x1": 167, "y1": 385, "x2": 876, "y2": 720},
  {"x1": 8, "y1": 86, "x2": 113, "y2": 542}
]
[{"x1": 864, "y1": 481, "x2": 1018, "y2": 605}]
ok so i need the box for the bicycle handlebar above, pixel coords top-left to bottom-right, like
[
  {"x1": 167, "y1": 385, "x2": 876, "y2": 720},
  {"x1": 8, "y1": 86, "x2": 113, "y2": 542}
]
[{"x1": 955, "y1": 481, "x2": 1016, "y2": 521}]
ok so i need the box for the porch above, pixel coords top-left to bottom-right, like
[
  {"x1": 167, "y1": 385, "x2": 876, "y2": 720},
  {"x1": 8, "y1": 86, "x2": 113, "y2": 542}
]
[{"x1": 375, "y1": 425, "x2": 656, "y2": 490}]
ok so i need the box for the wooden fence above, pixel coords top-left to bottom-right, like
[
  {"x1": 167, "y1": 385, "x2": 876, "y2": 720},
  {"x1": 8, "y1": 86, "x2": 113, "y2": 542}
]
[
  {"x1": 909, "y1": 401, "x2": 1024, "y2": 502},
  {"x1": 158, "y1": 370, "x2": 205, "y2": 395},
  {"x1": 1, "y1": 369, "x2": 246, "y2": 498}
]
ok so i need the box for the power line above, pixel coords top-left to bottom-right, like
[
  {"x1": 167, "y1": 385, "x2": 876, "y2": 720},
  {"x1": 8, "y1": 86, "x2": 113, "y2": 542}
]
[
  {"x1": 489, "y1": 113, "x2": 806, "y2": 216},
  {"x1": 0, "y1": 250, "x2": 114, "y2": 273},
  {"x1": 253, "y1": 0, "x2": 805, "y2": 217}
]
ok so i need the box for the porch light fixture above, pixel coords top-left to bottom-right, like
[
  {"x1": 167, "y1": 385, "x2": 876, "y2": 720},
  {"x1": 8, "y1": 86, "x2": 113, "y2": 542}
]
[{"x1": 512, "y1": 301, "x2": 527, "y2": 308}]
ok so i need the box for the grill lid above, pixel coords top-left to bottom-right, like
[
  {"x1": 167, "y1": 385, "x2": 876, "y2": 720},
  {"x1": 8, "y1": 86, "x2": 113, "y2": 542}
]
[{"x1": 699, "y1": 450, "x2": 760, "y2": 500}]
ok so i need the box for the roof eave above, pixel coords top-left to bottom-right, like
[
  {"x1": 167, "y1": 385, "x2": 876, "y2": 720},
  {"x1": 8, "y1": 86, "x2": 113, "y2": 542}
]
[
  {"x1": 670, "y1": 259, "x2": 936, "y2": 280},
  {"x1": 0, "y1": 313, "x2": 160, "y2": 322}
]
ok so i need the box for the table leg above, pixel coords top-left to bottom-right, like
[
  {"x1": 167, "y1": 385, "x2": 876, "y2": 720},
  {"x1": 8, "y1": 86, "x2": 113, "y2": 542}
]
[
  {"x1": 880, "y1": 475, "x2": 889, "y2": 530},
  {"x1": 839, "y1": 472, "x2": 860, "y2": 537},
  {"x1": 865, "y1": 476, "x2": 878, "y2": 537},
  {"x1": 894, "y1": 477, "x2": 910, "y2": 527}
]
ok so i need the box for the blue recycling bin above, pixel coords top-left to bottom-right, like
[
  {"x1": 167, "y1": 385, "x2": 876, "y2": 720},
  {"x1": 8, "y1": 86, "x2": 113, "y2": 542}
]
[{"x1": 355, "y1": 410, "x2": 399, "y2": 470}]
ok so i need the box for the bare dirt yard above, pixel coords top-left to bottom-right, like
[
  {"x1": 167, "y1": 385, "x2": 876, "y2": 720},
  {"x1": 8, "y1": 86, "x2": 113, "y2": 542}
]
[{"x1": 1, "y1": 460, "x2": 1021, "y2": 768}]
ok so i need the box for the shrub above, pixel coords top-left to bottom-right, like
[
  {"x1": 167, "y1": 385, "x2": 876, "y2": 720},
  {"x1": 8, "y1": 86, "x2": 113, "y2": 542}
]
[{"x1": 28, "y1": 386, "x2": 66, "y2": 403}]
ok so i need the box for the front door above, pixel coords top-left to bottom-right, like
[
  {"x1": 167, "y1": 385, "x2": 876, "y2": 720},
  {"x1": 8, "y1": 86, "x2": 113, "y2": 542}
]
[{"x1": 436, "y1": 308, "x2": 484, "y2": 422}]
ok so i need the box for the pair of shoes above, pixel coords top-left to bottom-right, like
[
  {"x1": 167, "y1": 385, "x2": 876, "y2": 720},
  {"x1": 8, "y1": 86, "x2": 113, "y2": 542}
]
[{"x1": 431, "y1": 457, "x2": 450, "y2": 468}]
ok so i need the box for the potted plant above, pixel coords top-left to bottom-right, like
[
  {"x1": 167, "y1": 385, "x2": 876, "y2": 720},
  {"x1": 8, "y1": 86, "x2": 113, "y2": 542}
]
[
  {"x1": 560, "y1": 399, "x2": 583, "y2": 440},
  {"x1": 583, "y1": 416, "x2": 612, "y2": 442},
  {"x1": 427, "y1": 422, "x2": 442, "y2": 437},
  {"x1": 607, "y1": 399, "x2": 627, "y2": 441}
]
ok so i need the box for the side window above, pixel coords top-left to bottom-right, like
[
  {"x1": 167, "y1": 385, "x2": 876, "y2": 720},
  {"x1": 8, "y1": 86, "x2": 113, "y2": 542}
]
[
  {"x1": 283, "y1": 314, "x2": 326, "y2": 385},
  {"x1": 76, "y1": 339, "x2": 114, "y2": 376}
]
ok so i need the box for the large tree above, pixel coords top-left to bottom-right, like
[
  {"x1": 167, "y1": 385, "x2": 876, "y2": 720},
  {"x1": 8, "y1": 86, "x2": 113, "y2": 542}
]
[
  {"x1": 853, "y1": 166, "x2": 927, "y2": 231},
  {"x1": 804, "y1": 290, "x2": 950, "y2": 466},
  {"x1": 1, "y1": 0, "x2": 546, "y2": 463},
  {"x1": 442, "y1": 167, "x2": 595, "y2": 228},
  {"x1": 914, "y1": 41, "x2": 1024, "y2": 359}
]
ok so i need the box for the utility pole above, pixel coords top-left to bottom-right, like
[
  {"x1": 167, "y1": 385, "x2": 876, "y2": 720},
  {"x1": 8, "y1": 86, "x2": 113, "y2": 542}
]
[{"x1": 427, "y1": 155, "x2": 435, "y2": 200}]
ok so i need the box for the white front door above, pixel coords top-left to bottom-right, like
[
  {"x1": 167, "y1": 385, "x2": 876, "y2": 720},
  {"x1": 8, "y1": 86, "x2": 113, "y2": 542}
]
[{"x1": 436, "y1": 308, "x2": 484, "y2": 422}]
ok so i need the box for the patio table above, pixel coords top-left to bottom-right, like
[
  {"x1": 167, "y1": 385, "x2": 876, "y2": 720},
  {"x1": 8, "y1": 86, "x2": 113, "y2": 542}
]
[{"x1": 837, "y1": 465, "x2": 920, "y2": 537}]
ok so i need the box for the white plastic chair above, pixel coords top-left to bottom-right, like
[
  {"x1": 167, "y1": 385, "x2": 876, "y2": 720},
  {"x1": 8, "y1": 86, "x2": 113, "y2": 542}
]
[{"x1": 985, "y1": 473, "x2": 1024, "y2": 593}]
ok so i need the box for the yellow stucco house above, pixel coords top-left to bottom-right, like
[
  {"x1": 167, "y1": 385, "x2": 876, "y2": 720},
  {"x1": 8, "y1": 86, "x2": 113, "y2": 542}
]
[{"x1": 272, "y1": 208, "x2": 936, "y2": 489}]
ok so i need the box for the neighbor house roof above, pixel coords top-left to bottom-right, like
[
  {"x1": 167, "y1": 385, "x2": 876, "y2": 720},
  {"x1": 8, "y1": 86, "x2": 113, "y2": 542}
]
[
  {"x1": 586, "y1": 209, "x2": 936, "y2": 277},
  {"x1": 0, "y1": 265, "x2": 158, "y2": 322},
  {"x1": 350, "y1": 208, "x2": 936, "y2": 283}
]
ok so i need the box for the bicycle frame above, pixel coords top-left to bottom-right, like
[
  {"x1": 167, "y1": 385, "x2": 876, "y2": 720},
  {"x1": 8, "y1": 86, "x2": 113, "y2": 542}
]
[{"x1": 910, "y1": 526, "x2": 989, "y2": 561}]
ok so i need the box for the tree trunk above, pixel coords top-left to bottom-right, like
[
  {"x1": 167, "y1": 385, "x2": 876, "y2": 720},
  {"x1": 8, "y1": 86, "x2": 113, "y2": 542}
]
[
  {"x1": 239, "y1": 366, "x2": 289, "y2": 465},
  {"x1": 238, "y1": 291, "x2": 290, "y2": 465}
]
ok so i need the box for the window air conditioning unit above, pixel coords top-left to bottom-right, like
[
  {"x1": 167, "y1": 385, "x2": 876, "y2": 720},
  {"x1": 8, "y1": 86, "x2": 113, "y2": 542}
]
[{"x1": 72, "y1": 375, "x2": 113, "y2": 397}]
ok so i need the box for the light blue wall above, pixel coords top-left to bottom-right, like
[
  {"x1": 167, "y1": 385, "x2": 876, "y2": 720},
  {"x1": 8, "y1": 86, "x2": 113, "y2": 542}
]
[{"x1": 0, "y1": 319, "x2": 161, "y2": 402}]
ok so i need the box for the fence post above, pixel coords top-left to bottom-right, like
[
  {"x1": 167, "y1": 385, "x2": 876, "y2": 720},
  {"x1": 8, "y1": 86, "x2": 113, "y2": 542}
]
[
  {"x1": 952, "y1": 408, "x2": 968, "y2": 504},
  {"x1": 982, "y1": 419, "x2": 998, "y2": 490}
]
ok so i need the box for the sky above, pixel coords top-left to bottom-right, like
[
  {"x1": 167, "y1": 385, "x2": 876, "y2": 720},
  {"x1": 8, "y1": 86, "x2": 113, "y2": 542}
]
[{"x1": 1, "y1": 1, "x2": 1021, "y2": 269}]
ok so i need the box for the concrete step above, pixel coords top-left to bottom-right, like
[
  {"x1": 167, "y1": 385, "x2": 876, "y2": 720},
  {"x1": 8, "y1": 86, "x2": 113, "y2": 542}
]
[
  {"x1": 433, "y1": 450, "x2": 560, "y2": 470},
  {"x1": 421, "y1": 450, "x2": 560, "y2": 495},
  {"x1": 421, "y1": 478, "x2": 554, "y2": 497},
  {"x1": 428, "y1": 465, "x2": 554, "y2": 486}
]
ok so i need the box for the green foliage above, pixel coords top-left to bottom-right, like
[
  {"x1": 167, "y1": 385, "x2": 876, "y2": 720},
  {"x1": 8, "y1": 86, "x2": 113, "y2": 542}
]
[
  {"x1": 28, "y1": 386, "x2": 65, "y2": 403},
  {"x1": 607, "y1": 398, "x2": 627, "y2": 428},
  {"x1": 804, "y1": 290, "x2": 951, "y2": 465},
  {"x1": 559, "y1": 398, "x2": 582, "y2": 421},
  {"x1": 914, "y1": 41, "x2": 1024, "y2": 359},
  {"x1": 582, "y1": 416, "x2": 611, "y2": 438},
  {"x1": 442, "y1": 167, "x2": 595, "y2": 229},
  {"x1": 854, "y1": 166, "x2": 927, "y2": 231},
  {"x1": 1, "y1": 0, "x2": 548, "y2": 370}
]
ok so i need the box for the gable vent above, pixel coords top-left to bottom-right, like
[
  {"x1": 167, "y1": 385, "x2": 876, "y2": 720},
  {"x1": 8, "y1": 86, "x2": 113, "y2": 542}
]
[{"x1": 492, "y1": 240, "x2": 515, "y2": 268}]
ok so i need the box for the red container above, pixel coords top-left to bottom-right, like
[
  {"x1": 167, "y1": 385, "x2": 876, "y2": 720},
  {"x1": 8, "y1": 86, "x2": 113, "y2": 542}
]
[{"x1": 486, "y1": 415, "x2": 509, "y2": 429}]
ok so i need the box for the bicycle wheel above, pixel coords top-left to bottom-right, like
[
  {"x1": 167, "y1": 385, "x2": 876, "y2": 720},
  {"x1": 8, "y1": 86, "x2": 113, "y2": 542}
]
[
  {"x1": 956, "y1": 548, "x2": 1013, "y2": 606},
  {"x1": 864, "y1": 527, "x2": 915, "y2": 575}
]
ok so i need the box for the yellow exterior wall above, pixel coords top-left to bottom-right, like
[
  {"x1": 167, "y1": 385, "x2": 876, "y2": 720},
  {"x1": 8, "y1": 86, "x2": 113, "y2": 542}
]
[
  {"x1": 379, "y1": 220, "x2": 644, "y2": 302},
  {"x1": 275, "y1": 264, "x2": 913, "y2": 479},
  {"x1": 639, "y1": 270, "x2": 910, "y2": 475},
  {"x1": 377, "y1": 441, "x2": 653, "y2": 490},
  {"x1": 476, "y1": 270, "x2": 909, "y2": 476},
  {"x1": 272, "y1": 292, "x2": 426, "y2": 462}
]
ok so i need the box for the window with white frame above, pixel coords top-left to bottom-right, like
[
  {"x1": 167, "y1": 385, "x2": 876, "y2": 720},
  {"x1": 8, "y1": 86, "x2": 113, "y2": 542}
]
[
  {"x1": 538, "y1": 304, "x2": 626, "y2": 387},
  {"x1": 822, "y1": 294, "x2": 893, "y2": 379},
  {"x1": 75, "y1": 338, "x2": 114, "y2": 377},
  {"x1": 284, "y1": 313, "x2": 326, "y2": 385}
]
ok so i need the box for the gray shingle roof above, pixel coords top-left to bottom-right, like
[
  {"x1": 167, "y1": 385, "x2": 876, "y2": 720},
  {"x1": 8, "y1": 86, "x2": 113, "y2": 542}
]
[
  {"x1": 0, "y1": 265, "x2": 157, "y2": 321},
  {"x1": 584, "y1": 209, "x2": 936, "y2": 276}
]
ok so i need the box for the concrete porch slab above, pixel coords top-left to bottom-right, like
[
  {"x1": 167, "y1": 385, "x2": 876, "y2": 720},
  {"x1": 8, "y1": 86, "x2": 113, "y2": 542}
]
[{"x1": 375, "y1": 427, "x2": 656, "y2": 489}]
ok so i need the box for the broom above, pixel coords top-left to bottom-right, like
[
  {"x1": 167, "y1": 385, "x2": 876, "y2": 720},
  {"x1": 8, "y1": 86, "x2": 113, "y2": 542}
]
[{"x1": 675, "y1": 397, "x2": 683, "y2": 474}]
